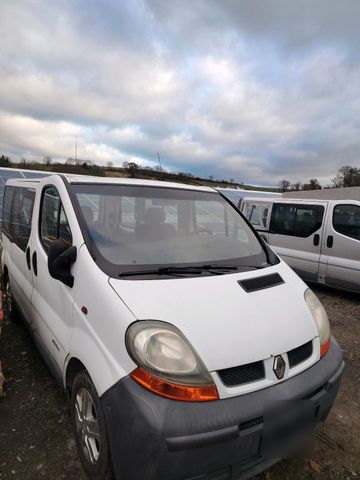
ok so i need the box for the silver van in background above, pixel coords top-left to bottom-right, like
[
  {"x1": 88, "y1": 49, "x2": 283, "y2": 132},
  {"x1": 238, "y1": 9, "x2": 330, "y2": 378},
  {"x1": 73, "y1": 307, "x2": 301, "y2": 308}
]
[
  {"x1": 241, "y1": 197, "x2": 360, "y2": 293},
  {"x1": 216, "y1": 188, "x2": 281, "y2": 209}
]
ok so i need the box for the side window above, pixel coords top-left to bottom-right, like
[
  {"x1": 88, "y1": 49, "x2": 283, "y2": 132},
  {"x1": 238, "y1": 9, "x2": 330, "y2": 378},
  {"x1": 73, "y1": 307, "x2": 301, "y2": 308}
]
[
  {"x1": 270, "y1": 203, "x2": 324, "y2": 238},
  {"x1": 17, "y1": 188, "x2": 36, "y2": 251},
  {"x1": 333, "y1": 204, "x2": 360, "y2": 241},
  {"x1": 59, "y1": 204, "x2": 73, "y2": 246},
  {"x1": 2, "y1": 185, "x2": 15, "y2": 237},
  {"x1": 3, "y1": 186, "x2": 35, "y2": 251},
  {"x1": 40, "y1": 186, "x2": 72, "y2": 252},
  {"x1": 246, "y1": 204, "x2": 270, "y2": 229}
]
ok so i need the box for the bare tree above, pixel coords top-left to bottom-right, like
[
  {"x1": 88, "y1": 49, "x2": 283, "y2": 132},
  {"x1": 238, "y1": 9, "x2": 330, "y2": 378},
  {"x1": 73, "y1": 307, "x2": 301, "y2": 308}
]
[
  {"x1": 278, "y1": 179, "x2": 291, "y2": 192},
  {"x1": 332, "y1": 165, "x2": 360, "y2": 188},
  {"x1": 127, "y1": 162, "x2": 139, "y2": 178},
  {"x1": 209, "y1": 175, "x2": 214, "y2": 181},
  {"x1": 292, "y1": 182, "x2": 302, "y2": 191},
  {"x1": 303, "y1": 178, "x2": 322, "y2": 190},
  {"x1": 0, "y1": 155, "x2": 10, "y2": 167}
]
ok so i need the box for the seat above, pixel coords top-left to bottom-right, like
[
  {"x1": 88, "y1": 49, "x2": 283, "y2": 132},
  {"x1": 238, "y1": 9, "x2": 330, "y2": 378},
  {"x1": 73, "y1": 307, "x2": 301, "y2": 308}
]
[{"x1": 135, "y1": 207, "x2": 176, "y2": 242}]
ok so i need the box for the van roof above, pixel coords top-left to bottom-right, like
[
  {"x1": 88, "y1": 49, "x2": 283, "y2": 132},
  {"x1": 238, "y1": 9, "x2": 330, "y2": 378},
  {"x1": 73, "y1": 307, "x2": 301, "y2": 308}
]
[
  {"x1": 5, "y1": 173, "x2": 215, "y2": 193},
  {"x1": 242, "y1": 196, "x2": 360, "y2": 206}
]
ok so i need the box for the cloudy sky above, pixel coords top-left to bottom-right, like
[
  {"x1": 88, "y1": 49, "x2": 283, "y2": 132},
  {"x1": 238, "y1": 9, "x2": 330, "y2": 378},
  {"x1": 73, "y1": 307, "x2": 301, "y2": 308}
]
[{"x1": 1, "y1": 0, "x2": 360, "y2": 186}]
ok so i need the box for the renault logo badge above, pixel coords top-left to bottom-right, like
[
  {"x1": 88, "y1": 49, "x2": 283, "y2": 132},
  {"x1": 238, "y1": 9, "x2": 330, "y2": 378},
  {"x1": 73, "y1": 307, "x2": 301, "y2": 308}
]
[{"x1": 273, "y1": 355, "x2": 286, "y2": 380}]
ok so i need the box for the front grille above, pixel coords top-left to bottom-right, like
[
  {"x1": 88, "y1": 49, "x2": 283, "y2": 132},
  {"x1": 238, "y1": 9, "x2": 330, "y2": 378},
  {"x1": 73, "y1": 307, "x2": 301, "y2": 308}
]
[
  {"x1": 218, "y1": 361, "x2": 265, "y2": 387},
  {"x1": 238, "y1": 273, "x2": 284, "y2": 293},
  {"x1": 288, "y1": 340, "x2": 313, "y2": 368}
]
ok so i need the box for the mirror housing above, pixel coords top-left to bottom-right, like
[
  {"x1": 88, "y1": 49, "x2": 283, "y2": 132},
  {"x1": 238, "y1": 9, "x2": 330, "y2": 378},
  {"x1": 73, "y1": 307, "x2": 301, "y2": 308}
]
[{"x1": 48, "y1": 240, "x2": 77, "y2": 288}]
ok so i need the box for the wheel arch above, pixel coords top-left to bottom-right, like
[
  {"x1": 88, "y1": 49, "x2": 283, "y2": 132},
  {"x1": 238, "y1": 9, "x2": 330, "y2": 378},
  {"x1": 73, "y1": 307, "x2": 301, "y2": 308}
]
[{"x1": 65, "y1": 357, "x2": 87, "y2": 397}]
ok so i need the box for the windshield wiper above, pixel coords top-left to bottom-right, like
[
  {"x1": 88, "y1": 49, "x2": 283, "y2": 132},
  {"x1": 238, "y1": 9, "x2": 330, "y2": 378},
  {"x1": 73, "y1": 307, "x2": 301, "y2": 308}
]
[
  {"x1": 118, "y1": 264, "x2": 266, "y2": 278},
  {"x1": 118, "y1": 266, "x2": 204, "y2": 277}
]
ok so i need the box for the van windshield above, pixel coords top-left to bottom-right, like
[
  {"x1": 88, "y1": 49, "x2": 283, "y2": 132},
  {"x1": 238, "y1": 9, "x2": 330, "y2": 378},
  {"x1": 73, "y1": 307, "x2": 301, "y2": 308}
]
[{"x1": 72, "y1": 184, "x2": 271, "y2": 277}]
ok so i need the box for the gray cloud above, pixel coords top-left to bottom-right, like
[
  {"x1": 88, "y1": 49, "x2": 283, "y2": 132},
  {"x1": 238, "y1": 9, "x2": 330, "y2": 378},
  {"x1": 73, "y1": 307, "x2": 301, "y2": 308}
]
[{"x1": 0, "y1": 0, "x2": 360, "y2": 186}]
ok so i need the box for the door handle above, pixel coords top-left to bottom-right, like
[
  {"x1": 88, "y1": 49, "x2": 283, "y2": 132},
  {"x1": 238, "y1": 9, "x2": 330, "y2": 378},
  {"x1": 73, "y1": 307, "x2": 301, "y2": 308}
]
[
  {"x1": 313, "y1": 234, "x2": 320, "y2": 246},
  {"x1": 327, "y1": 235, "x2": 334, "y2": 248},
  {"x1": 32, "y1": 251, "x2": 38, "y2": 276},
  {"x1": 26, "y1": 247, "x2": 31, "y2": 270}
]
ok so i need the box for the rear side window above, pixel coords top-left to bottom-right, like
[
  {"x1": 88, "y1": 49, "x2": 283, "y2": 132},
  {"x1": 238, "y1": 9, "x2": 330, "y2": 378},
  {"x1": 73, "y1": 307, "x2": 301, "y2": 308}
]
[
  {"x1": 2, "y1": 185, "x2": 35, "y2": 251},
  {"x1": 2, "y1": 185, "x2": 15, "y2": 237},
  {"x1": 40, "y1": 186, "x2": 72, "y2": 252},
  {"x1": 333, "y1": 204, "x2": 360, "y2": 241},
  {"x1": 270, "y1": 203, "x2": 324, "y2": 238},
  {"x1": 243, "y1": 203, "x2": 271, "y2": 229}
]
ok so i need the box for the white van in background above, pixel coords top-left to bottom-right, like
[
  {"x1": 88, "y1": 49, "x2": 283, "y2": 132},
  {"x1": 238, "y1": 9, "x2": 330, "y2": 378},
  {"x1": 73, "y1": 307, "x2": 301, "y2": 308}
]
[
  {"x1": 216, "y1": 188, "x2": 280, "y2": 209},
  {"x1": 241, "y1": 197, "x2": 360, "y2": 293},
  {"x1": 1, "y1": 175, "x2": 344, "y2": 480}
]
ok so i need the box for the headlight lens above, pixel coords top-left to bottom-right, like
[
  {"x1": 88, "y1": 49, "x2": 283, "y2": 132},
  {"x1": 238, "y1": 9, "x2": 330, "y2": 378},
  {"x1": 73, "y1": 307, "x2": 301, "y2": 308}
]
[
  {"x1": 126, "y1": 320, "x2": 214, "y2": 386},
  {"x1": 305, "y1": 289, "x2": 331, "y2": 355}
]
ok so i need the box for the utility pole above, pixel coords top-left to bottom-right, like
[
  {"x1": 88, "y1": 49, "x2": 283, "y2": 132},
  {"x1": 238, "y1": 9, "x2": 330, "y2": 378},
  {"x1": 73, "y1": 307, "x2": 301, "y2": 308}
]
[
  {"x1": 75, "y1": 136, "x2": 78, "y2": 163},
  {"x1": 157, "y1": 152, "x2": 162, "y2": 171}
]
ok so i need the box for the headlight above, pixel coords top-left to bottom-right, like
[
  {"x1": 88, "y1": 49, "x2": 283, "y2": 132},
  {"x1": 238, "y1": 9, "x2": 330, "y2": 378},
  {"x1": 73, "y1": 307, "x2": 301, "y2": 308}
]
[
  {"x1": 304, "y1": 289, "x2": 331, "y2": 357},
  {"x1": 126, "y1": 321, "x2": 218, "y2": 401}
]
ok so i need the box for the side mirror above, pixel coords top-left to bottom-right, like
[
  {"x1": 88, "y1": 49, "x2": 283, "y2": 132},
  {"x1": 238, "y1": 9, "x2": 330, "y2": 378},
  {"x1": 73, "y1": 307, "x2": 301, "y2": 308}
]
[{"x1": 48, "y1": 239, "x2": 77, "y2": 288}]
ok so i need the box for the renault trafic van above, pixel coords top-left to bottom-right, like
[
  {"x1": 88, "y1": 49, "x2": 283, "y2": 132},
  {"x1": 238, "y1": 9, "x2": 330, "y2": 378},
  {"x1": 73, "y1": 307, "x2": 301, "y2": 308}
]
[
  {"x1": 1, "y1": 175, "x2": 344, "y2": 480},
  {"x1": 241, "y1": 197, "x2": 360, "y2": 294}
]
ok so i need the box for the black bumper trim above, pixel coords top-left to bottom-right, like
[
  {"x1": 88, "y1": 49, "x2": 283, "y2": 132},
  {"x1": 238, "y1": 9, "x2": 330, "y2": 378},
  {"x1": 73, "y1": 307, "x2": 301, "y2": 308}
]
[
  {"x1": 166, "y1": 424, "x2": 240, "y2": 452},
  {"x1": 101, "y1": 338, "x2": 344, "y2": 480}
]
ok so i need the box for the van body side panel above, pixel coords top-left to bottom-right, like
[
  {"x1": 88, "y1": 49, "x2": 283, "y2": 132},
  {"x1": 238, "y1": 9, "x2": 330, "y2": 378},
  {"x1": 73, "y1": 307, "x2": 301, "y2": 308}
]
[
  {"x1": 68, "y1": 245, "x2": 137, "y2": 396},
  {"x1": 321, "y1": 201, "x2": 360, "y2": 293},
  {"x1": 267, "y1": 201, "x2": 327, "y2": 283},
  {"x1": 30, "y1": 179, "x2": 78, "y2": 370},
  {"x1": 2, "y1": 185, "x2": 37, "y2": 323},
  {"x1": 243, "y1": 197, "x2": 360, "y2": 293}
]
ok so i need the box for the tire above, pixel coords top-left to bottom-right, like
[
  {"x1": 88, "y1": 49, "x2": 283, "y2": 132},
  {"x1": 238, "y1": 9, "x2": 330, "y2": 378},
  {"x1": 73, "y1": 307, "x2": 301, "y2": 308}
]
[
  {"x1": 2, "y1": 275, "x2": 17, "y2": 322},
  {"x1": 70, "y1": 371, "x2": 114, "y2": 480}
]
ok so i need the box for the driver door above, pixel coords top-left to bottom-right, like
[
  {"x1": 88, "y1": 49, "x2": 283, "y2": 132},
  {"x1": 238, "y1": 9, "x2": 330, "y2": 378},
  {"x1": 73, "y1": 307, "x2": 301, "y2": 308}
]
[{"x1": 31, "y1": 184, "x2": 75, "y2": 375}]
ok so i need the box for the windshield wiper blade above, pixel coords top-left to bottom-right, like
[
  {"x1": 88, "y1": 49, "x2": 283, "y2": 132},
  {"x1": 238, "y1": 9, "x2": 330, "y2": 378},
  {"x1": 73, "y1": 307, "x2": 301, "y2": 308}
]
[
  {"x1": 191, "y1": 264, "x2": 239, "y2": 271},
  {"x1": 118, "y1": 264, "x2": 266, "y2": 278},
  {"x1": 118, "y1": 267, "x2": 203, "y2": 277}
]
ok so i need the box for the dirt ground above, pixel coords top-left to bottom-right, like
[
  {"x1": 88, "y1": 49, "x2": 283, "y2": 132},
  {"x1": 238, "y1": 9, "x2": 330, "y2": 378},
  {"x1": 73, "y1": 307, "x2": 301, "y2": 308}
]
[{"x1": 0, "y1": 285, "x2": 359, "y2": 480}]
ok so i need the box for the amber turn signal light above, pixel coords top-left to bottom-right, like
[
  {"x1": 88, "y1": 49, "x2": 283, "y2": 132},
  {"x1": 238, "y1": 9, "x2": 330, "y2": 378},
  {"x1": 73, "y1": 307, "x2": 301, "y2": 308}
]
[
  {"x1": 320, "y1": 338, "x2": 331, "y2": 357},
  {"x1": 130, "y1": 367, "x2": 219, "y2": 402}
]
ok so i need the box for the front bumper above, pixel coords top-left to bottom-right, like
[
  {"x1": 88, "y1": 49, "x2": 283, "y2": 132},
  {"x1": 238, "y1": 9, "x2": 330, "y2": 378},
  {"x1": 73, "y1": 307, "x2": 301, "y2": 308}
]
[{"x1": 101, "y1": 338, "x2": 344, "y2": 480}]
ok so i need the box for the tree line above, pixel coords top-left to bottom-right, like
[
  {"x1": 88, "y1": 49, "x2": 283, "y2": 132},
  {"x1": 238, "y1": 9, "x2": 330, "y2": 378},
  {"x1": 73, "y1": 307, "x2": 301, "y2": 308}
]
[
  {"x1": 1, "y1": 155, "x2": 359, "y2": 192},
  {"x1": 278, "y1": 165, "x2": 360, "y2": 192}
]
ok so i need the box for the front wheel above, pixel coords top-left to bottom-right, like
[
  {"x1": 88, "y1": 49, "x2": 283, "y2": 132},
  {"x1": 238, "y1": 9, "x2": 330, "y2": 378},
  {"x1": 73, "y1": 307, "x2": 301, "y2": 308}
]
[{"x1": 71, "y1": 371, "x2": 114, "y2": 480}]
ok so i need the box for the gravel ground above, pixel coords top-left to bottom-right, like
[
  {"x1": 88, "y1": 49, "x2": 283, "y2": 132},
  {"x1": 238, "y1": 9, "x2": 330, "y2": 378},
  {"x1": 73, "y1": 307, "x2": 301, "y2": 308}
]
[{"x1": 0, "y1": 284, "x2": 359, "y2": 480}]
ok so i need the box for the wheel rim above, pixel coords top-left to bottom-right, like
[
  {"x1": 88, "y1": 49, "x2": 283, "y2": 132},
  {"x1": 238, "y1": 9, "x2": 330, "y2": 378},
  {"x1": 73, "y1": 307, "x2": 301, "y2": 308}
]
[
  {"x1": 5, "y1": 281, "x2": 12, "y2": 313},
  {"x1": 74, "y1": 387, "x2": 101, "y2": 464}
]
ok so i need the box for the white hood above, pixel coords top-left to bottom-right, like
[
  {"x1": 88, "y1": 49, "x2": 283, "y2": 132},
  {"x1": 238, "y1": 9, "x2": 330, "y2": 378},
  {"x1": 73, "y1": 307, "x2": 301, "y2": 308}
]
[{"x1": 109, "y1": 262, "x2": 318, "y2": 372}]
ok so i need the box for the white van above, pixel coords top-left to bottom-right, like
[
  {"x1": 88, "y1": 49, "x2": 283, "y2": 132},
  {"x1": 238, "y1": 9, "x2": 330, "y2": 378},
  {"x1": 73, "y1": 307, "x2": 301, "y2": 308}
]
[
  {"x1": 241, "y1": 197, "x2": 360, "y2": 293},
  {"x1": 1, "y1": 175, "x2": 344, "y2": 480},
  {"x1": 216, "y1": 187, "x2": 281, "y2": 209}
]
